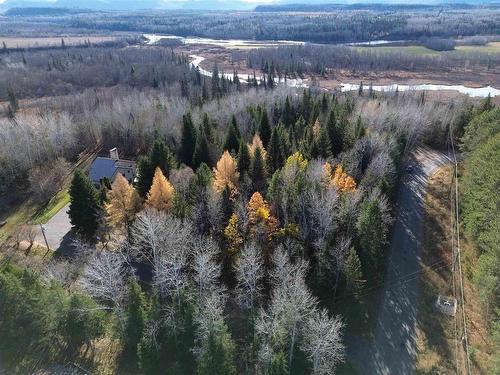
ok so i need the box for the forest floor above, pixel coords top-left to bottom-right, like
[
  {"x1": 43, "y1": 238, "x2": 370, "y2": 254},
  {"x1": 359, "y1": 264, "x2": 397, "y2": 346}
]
[{"x1": 415, "y1": 165, "x2": 495, "y2": 374}]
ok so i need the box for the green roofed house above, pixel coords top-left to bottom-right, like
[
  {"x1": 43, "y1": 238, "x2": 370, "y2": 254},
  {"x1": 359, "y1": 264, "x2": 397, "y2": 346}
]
[{"x1": 89, "y1": 148, "x2": 137, "y2": 189}]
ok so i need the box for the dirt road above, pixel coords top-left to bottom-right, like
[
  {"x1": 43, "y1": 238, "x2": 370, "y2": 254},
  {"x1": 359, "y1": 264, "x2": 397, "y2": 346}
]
[{"x1": 347, "y1": 147, "x2": 450, "y2": 374}]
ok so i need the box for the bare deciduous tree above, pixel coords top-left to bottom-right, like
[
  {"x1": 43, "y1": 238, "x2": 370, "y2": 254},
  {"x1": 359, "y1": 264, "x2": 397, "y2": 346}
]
[
  {"x1": 78, "y1": 250, "x2": 129, "y2": 329},
  {"x1": 235, "y1": 242, "x2": 263, "y2": 311},
  {"x1": 300, "y1": 309, "x2": 345, "y2": 375}
]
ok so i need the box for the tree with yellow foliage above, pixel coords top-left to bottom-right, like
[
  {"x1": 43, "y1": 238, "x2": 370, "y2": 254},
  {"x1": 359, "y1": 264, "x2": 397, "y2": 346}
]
[
  {"x1": 324, "y1": 162, "x2": 356, "y2": 192},
  {"x1": 146, "y1": 167, "x2": 175, "y2": 211},
  {"x1": 106, "y1": 174, "x2": 142, "y2": 232},
  {"x1": 247, "y1": 192, "x2": 278, "y2": 242},
  {"x1": 213, "y1": 151, "x2": 240, "y2": 194},
  {"x1": 224, "y1": 213, "x2": 244, "y2": 256}
]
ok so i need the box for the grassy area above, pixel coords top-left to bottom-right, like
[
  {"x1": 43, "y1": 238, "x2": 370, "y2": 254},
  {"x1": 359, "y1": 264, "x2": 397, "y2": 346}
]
[
  {"x1": 416, "y1": 165, "x2": 494, "y2": 374},
  {"x1": 456, "y1": 42, "x2": 500, "y2": 54},
  {"x1": 354, "y1": 45, "x2": 441, "y2": 56},
  {"x1": 32, "y1": 190, "x2": 70, "y2": 225}
]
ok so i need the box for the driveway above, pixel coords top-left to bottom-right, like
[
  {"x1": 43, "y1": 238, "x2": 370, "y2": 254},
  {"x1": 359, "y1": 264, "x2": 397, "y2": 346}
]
[
  {"x1": 347, "y1": 147, "x2": 450, "y2": 374},
  {"x1": 34, "y1": 203, "x2": 72, "y2": 251}
]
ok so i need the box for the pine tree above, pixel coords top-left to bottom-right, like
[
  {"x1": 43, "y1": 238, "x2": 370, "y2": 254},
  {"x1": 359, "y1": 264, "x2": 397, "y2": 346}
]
[
  {"x1": 326, "y1": 108, "x2": 343, "y2": 156},
  {"x1": 224, "y1": 116, "x2": 241, "y2": 154},
  {"x1": 124, "y1": 280, "x2": 148, "y2": 356},
  {"x1": 68, "y1": 170, "x2": 100, "y2": 238},
  {"x1": 354, "y1": 115, "x2": 365, "y2": 139},
  {"x1": 357, "y1": 196, "x2": 388, "y2": 270},
  {"x1": 345, "y1": 247, "x2": 363, "y2": 296},
  {"x1": 250, "y1": 147, "x2": 266, "y2": 193},
  {"x1": 259, "y1": 110, "x2": 271, "y2": 147},
  {"x1": 267, "y1": 127, "x2": 285, "y2": 173},
  {"x1": 193, "y1": 124, "x2": 212, "y2": 169},
  {"x1": 150, "y1": 138, "x2": 173, "y2": 177},
  {"x1": 180, "y1": 112, "x2": 197, "y2": 167},
  {"x1": 316, "y1": 124, "x2": 332, "y2": 159},
  {"x1": 237, "y1": 139, "x2": 251, "y2": 175},
  {"x1": 136, "y1": 156, "x2": 155, "y2": 198},
  {"x1": 146, "y1": 167, "x2": 175, "y2": 211},
  {"x1": 282, "y1": 96, "x2": 294, "y2": 128}
]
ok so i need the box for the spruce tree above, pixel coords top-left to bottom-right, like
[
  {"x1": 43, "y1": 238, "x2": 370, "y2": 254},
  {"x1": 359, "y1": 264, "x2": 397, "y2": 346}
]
[
  {"x1": 193, "y1": 124, "x2": 212, "y2": 169},
  {"x1": 223, "y1": 116, "x2": 241, "y2": 154},
  {"x1": 250, "y1": 147, "x2": 266, "y2": 193},
  {"x1": 237, "y1": 139, "x2": 251, "y2": 175},
  {"x1": 68, "y1": 170, "x2": 100, "y2": 238},
  {"x1": 345, "y1": 247, "x2": 363, "y2": 297},
  {"x1": 180, "y1": 112, "x2": 197, "y2": 167},
  {"x1": 259, "y1": 110, "x2": 271, "y2": 147},
  {"x1": 282, "y1": 96, "x2": 294, "y2": 128},
  {"x1": 316, "y1": 125, "x2": 332, "y2": 159}
]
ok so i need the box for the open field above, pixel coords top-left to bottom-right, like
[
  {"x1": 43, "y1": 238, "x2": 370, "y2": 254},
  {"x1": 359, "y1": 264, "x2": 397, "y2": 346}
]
[
  {"x1": 456, "y1": 42, "x2": 500, "y2": 54},
  {"x1": 355, "y1": 45, "x2": 441, "y2": 56},
  {"x1": 0, "y1": 36, "x2": 118, "y2": 49}
]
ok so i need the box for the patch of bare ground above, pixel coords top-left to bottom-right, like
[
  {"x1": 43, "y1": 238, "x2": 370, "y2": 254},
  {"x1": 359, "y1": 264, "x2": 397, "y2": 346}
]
[{"x1": 416, "y1": 165, "x2": 494, "y2": 374}]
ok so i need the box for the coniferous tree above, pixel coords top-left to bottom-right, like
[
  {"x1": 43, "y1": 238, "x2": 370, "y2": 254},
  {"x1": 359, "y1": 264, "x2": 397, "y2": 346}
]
[
  {"x1": 267, "y1": 127, "x2": 285, "y2": 173},
  {"x1": 124, "y1": 280, "x2": 148, "y2": 357},
  {"x1": 136, "y1": 156, "x2": 155, "y2": 198},
  {"x1": 193, "y1": 124, "x2": 212, "y2": 169},
  {"x1": 282, "y1": 96, "x2": 294, "y2": 128},
  {"x1": 146, "y1": 167, "x2": 175, "y2": 211},
  {"x1": 326, "y1": 108, "x2": 343, "y2": 156},
  {"x1": 106, "y1": 174, "x2": 141, "y2": 233},
  {"x1": 150, "y1": 139, "x2": 173, "y2": 177},
  {"x1": 316, "y1": 125, "x2": 332, "y2": 159},
  {"x1": 357, "y1": 196, "x2": 388, "y2": 270},
  {"x1": 259, "y1": 110, "x2": 271, "y2": 147},
  {"x1": 250, "y1": 147, "x2": 266, "y2": 193},
  {"x1": 68, "y1": 170, "x2": 100, "y2": 238},
  {"x1": 345, "y1": 247, "x2": 363, "y2": 297},
  {"x1": 224, "y1": 116, "x2": 241, "y2": 154},
  {"x1": 354, "y1": 115, "x2": 365, "y2": 140},
  {"x1": 237, "y1": 139, "x2": 251, "y2": 176},
  {"x1": 180, "y1": 112, "x2": 197, "y2": 167}
]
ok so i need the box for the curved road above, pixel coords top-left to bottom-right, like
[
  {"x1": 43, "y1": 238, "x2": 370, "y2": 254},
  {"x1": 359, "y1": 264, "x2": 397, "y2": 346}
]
[{"x1": 347, "y1": 147, "x2": 450, "y2": 374}]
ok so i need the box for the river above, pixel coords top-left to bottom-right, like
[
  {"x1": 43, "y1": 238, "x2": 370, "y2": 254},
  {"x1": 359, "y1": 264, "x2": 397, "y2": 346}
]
[{"x1": 144, "y1": 34, "x2": 499, "y2": 98}]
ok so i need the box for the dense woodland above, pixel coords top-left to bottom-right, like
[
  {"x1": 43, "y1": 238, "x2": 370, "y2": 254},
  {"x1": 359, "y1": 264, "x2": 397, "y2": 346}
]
[
  {"x1": 0, "y1": 21, "x2": 497, "y2": 374},
  {"x1": 2, "y1": 6, "x2": 500, "y2": 43},
  {"x1": 460, "y1": 105, "x2": 499, "y2": 369}
]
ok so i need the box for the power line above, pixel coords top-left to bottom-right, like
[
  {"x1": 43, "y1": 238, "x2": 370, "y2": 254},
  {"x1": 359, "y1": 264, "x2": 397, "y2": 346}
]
[{"x1": 450, "y1": 124, "x2": 472, "y2": 375}]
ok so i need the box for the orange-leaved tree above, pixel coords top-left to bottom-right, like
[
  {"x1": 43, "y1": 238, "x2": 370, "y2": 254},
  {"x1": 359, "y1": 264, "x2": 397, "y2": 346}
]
[
  {"x1": 324, "y1": 162, "x2": 356, "y2": 192},
  {"x1": 213, "y1": 150, "x2": 239, "y2": 194},
  {"x1": 106, "y1": 173, "x2": 142, "y2": 231},
  {"x1": 146, "y1": 167, "x2": 175, "y2": 211}
]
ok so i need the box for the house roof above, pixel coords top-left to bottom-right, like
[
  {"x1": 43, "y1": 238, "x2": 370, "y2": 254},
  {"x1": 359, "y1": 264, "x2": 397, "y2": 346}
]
[
  {"x1": 89, "y1": 156, "x2": 137, "y2": 183},
  {"x1": 89, "y1": 157, "x2": 117, "y2": 183}
]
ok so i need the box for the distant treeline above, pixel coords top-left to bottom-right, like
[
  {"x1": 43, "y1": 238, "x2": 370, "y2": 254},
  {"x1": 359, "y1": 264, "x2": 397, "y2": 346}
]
[
  {"x1": 3, "y1": 8, "x2": 500, "y2": 44},
  {"x1": 246, "y1": 44, "x2": 500, "y2": 76},
  {"x1": 254, "y1": 3, "x2": 494, "y2": 12},
  {"x1": 4, "y1": 7, "x2": 95, "y2": 16}
]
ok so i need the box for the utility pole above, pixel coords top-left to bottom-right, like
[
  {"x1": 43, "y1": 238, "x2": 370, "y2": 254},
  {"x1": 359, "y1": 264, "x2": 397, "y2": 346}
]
[{"x1": 40, "y1": 224, "x2": 50, "y2": 258}]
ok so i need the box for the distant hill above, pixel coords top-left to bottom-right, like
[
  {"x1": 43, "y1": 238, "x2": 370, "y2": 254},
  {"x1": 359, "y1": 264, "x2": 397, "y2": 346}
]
[
  {"x1": 4, "y1": 7, "x2": 94, "y2": 16},
  {"x1": 2, "y1": 0, "x2": 499, "y2": 13}
]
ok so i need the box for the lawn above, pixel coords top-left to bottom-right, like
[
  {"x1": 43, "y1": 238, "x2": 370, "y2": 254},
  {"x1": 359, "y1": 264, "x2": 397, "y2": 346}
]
[{"x1": 32, "y1": 190, "x2": 70, "y2": 225}]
